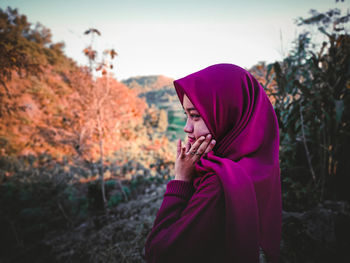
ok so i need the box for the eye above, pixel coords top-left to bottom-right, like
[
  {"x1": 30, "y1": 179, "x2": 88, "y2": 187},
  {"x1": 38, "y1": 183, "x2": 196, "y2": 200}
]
[{"x1": 183, "y1": 111, "x2": 200, "y2": 119}]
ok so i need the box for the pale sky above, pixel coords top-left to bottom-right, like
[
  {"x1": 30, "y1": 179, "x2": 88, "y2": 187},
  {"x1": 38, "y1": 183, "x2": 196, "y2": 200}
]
[{"x1": 1, "y1": 0, "x2": 349, "y2": 81}]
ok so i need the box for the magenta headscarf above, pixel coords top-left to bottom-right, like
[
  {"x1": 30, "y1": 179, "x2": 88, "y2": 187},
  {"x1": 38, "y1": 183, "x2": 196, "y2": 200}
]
[{"x1": 173, "y1": 63, "x2": 282, "y2": 263}]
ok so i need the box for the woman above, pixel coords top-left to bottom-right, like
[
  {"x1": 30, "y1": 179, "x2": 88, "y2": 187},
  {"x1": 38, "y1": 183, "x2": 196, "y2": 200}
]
[{"x1": 144, "y1": 63, "x2": 282, "y2": 263}]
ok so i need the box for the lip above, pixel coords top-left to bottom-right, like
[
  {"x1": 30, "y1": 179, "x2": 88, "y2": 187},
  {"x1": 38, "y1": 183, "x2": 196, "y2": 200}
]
[{"x1": 188, "y1": 136, "x2": 195, "y2": 143}]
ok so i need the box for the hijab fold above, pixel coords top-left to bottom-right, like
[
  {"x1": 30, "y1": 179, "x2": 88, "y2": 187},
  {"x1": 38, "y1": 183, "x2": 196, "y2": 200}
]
[{"x1": 173, "y1": 63, "x2": 282, "y2": 263}]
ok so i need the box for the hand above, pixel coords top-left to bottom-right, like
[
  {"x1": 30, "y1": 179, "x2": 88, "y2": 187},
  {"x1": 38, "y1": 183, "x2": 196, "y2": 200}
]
[{"x1": 175, "y1": 134, "x2": 216, "y2": 182}]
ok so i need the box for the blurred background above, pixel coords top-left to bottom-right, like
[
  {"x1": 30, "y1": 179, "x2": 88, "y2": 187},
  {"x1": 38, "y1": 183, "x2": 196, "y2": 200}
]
[{"x1": 0, "y1": 0, "x2": 349, "y2": 262}]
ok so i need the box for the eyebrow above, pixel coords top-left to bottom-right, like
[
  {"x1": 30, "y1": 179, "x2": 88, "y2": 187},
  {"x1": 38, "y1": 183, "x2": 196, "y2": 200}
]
[{"x1": 182, "y1": 106, "x2": 197, "y2": 112}]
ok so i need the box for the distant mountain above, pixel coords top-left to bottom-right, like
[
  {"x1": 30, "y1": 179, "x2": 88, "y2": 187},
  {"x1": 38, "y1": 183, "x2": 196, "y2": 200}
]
[{"x1": 121, "y1": 75, "x2": 173, "y2": 92}]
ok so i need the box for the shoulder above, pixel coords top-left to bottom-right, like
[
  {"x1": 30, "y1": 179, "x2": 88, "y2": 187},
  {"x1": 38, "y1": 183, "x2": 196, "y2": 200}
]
[
  {"x1": 194, "y1": 172, "x2": 223, "y2": 196},
  {"x1": 199, "y1": 172, "x2": 222, "y2": 185}
]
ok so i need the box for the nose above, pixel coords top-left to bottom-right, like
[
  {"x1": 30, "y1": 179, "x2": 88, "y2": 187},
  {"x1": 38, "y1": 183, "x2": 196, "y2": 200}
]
[{"x1": 183, "y1": 118, "x2": 193, "y2": 133}]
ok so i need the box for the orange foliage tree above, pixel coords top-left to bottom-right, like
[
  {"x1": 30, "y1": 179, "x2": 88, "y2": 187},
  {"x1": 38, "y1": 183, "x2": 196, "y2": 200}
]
[{"x1": 78, "y1": 28, "x2": 147, "y2": 206}]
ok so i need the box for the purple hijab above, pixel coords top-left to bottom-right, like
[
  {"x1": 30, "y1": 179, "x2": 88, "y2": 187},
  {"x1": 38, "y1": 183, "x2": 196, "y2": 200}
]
[{"x1": 173, "y1": 63, "x2": 282, "y2": 263}]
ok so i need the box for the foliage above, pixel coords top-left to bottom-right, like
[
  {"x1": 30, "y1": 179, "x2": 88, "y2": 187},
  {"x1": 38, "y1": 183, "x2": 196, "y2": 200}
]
[
  {"x1": 0, "y1": 155, "x2": 86, "y2": 259},
  {"x1": 0, "y1": 7, "x2": 74, "y2": 98},
  {"x1": 0, "y1": 153, "x2": 171, "y2": 261},
  {"x1": 0, "y1": 8, "x2": 153, "y2": 164},
  {"x1": 265, "y1": 7, "x2": 350, "y2": 211}
]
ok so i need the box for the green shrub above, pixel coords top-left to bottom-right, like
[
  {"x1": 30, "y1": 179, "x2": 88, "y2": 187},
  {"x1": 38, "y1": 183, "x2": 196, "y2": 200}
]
[{"x1": 265, "y1": 8, "x2": 350, "y2": 211}]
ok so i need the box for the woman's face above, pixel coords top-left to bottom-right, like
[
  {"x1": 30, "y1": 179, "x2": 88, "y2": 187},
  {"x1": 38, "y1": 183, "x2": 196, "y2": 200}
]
[{"x1": 183, "y1": 94, "x2": 211, "y2": 144}]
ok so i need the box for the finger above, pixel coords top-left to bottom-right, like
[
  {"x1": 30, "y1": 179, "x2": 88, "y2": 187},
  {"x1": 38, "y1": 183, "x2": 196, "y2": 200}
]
[
  {"x1": 185, "y1": 141, "x2": 191, "y2": 153},
  {"x1": 181, "y1": 146, "x2": 186, "y2": 158},
  {"x1": 192, "y1": 134, "x2": 212, "y2": 162},
  {"x1": 177, "y1": 139, "x2": 181, "y2": 158},
  {"x1": 190, "y1": 134, "x2": 212, "y2": 160},
  {"x1": 187, "y1": 135, "x2": 206, "y2": 156},
  {"x1": 204, "y1": 139, "x2": 216, "y2": 154}
]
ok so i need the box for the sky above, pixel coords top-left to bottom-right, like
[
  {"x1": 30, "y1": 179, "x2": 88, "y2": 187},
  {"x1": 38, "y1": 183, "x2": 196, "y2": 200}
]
[{"x1": 1, "y1": 0, "x2": 349, "y2": 81}]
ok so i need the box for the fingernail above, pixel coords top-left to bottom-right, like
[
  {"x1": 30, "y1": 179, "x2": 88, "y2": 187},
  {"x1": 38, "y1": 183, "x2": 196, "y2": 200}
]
[
  {"x1": 207, "y1": 134, "x2": 211, "y2": 139},
  {"x1": 211, "y1": 140, "x2": 216, "y2": 144},
  {"x1": 200, "y1": 136, "x2": 205, "y2": 140}
]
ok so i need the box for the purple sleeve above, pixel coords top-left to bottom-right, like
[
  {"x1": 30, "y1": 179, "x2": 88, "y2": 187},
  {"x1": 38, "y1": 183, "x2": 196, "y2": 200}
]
[{"x1": 144, "y1": 173, "x2": 225, "y2": 262}]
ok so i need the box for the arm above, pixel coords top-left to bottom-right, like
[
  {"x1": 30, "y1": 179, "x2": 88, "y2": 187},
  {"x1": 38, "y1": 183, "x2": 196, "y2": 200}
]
[{"x1": 144, "y1": 173, "x2": 225, "y2": 263}]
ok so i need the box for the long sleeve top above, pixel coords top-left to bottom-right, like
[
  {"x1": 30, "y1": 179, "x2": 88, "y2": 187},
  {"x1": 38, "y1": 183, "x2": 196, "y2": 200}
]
[{"x1": 144, "y1": 172, "x2": 227, "y2": 263}]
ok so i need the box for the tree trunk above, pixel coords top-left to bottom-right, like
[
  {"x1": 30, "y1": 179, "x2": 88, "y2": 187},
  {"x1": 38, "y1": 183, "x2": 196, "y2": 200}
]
[{"x1": 97, "y1": 112, "x2": 107, "y2": 209}]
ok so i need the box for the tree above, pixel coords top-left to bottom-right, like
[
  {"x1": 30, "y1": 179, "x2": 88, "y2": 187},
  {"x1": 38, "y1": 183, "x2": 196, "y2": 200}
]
[
  {"x1": 265, "y1": 6, "x2": 350, "y2": 210},
  {"x1": 80, "y1": 28, "x2": 146, "y2": 208},
  {"x1": 0, "y1": 7, "x2": 42, "y2": 99}
]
